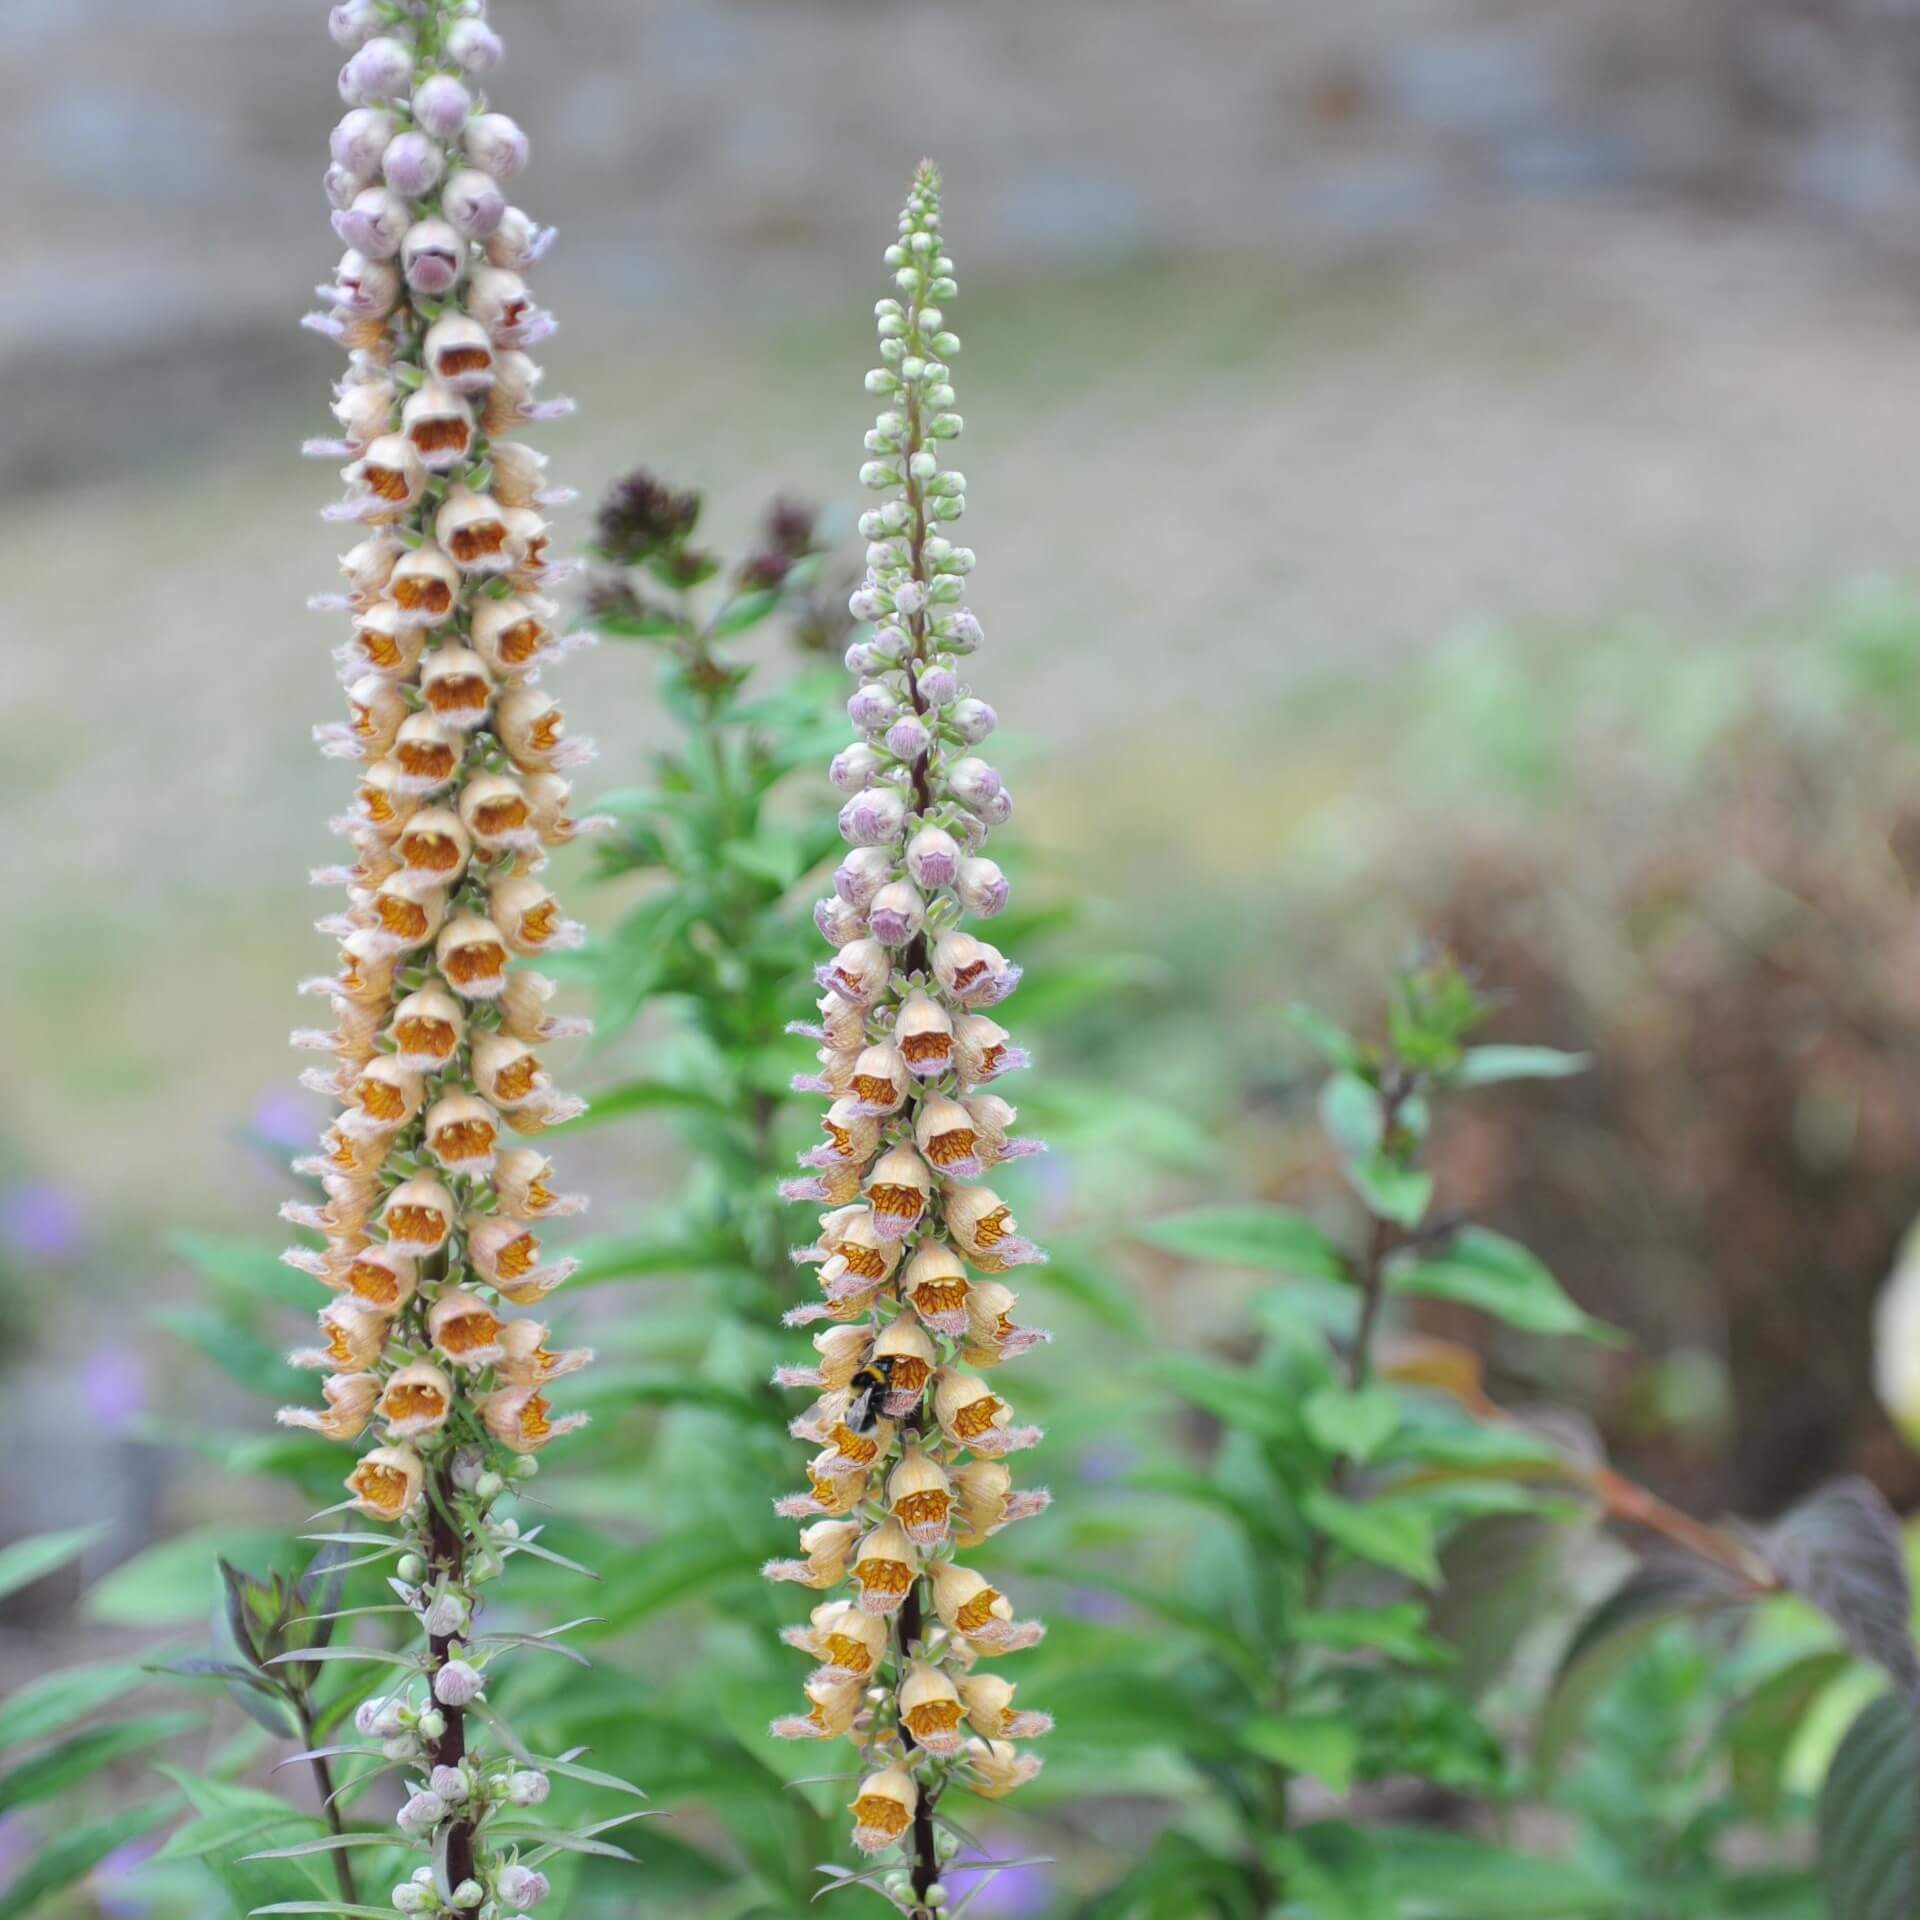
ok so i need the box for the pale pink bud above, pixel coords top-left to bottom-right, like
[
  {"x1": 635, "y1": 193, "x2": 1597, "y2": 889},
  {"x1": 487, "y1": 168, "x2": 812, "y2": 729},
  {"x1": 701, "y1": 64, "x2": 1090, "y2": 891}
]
[
  {"x1": 907, "y1": 825, "x2": 959, "y2": 889},
  {"x1": 401, "y1": 218, "x2": 464, "y2": 297},
  {"x1": 948, "y1": 755, "x2": 1001, "y2": 812},
  {"x1": 849, "y1": 585, "x2": 887, "y2": 623},
  {"x1": 332, "y1": 249, "x2": 401, "y2": 318},
  {"x1": 920, "y1": 664, "x2": 959, "y2": 705},
  {"x1": 868, "y1": 880, "x2": 924, "y2": 947},
  {"x1": 815, "y1": 896, "x2": 866, "y2": 948},
  {"x1": 945, "y1": 609, "x2": 984, "y2": 651},
  {"x1": 950, "y1": 696, "x2": 997, "y2": 743},
  {"x1": 830, "y1": 743, "x2": 883, "y2": 793},
  {"x1": 328, "y1": 1, "x2": 383, "y2": 50},
  {"x1": 486, "y1": 206, "x2": 556, "y2": 270},
  {"x1": 839, "y1": 786, "x2": 907, "y2": 848},
  {"x1": 496, "y1": 1866, "x2": 550, "y2": 1909},
  {"x1": 430, "y1": 1764, "x2": 468, "y2": 1802},
  {"x1": 382, "y1": 130, "x2": 444, "y2": 199},
  {"x1": 331, "y1": 106, "x2": 396, "y2": 177},
  {"x1": 424, "y1": 1593, "x2": 468, "y2": 1637},
  {"x1": 506, "y1": 1769, "x2": 550, "y2": 1806},
  {"x1": 870, "y1": 625, "x2": 912, "y2": 662},
  {"x1": 885, "y1": 714, "x2": 931, "y2": 761},
  {"x1": 432, "y1": 1658, "x2": 483, "y2": 1706},
  {"x1": 333, "y1": 186, "x2": 410, "y2": 260},
  {"x1": 343, "y1": 37, "x2": 415, "y2": 104},
  {"x1": 396, "y1": 1789, "x2": 446, "y2": 1835},
  {"x1": 412, "y1": 73, "x2": 474, "y2": 140},
  {"x1": 442, "y1": 167, "x2": 505, "y2": 239},
  {"x1": 447, "y1": 18, "x2": 505, "y2": 72},
  {"x1": 465, "y1": 111, "x2": 528, "y2": 179},
  {"x1": 834, "y1": 845, "x2": 894, "y2": 910},
  {"x1": 844, "y1": 641, "x2": 887, "y2": 676},
  {"x1": 956, "y1": 856, "x2": 1008, "y2": 917},
  {"x1": 324, "y1": 162, "x2": 365, "y2": 211},
  {"x1": 975, "y1": 786, "x2": 1015, "y2": 828}
]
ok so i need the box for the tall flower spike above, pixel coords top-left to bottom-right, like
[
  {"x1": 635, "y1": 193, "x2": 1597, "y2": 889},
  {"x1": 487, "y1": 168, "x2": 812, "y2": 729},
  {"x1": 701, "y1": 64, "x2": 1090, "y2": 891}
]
[
  {"x1": 282, "y1": 2, "x2": 621, "y2": 1908},
  {"x1": 767, "y1": 163, "x2": 1053, "y2": 1913}
]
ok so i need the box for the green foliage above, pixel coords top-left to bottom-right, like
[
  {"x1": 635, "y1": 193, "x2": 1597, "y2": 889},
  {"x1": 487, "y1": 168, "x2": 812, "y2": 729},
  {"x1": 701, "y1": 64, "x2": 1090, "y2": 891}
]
[{"x1": 1081, "y1": 962, "x2": 1619, "y2": 1916}]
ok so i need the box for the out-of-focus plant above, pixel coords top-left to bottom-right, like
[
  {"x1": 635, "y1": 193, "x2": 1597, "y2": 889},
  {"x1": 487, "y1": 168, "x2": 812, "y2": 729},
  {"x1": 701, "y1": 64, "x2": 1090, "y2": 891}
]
[
  {"x1": 762, "y1": 161, "x2": 1055, "y2": 1917},
  {"x1": 1051, "y1": 963, "x2": 1630, "y2": 1917}
]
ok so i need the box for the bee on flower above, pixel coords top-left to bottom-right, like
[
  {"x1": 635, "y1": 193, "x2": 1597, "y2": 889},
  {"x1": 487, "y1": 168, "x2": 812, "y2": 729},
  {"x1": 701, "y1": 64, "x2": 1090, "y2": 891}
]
[{"x1": 763, "y1": 164, "x2": 1052, "y2": 1900}]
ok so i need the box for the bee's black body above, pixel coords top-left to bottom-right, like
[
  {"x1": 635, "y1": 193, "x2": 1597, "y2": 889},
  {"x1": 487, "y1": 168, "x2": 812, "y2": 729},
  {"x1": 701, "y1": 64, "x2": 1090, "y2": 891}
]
[{"x1": 844, "y1": 1357, "x2": 899, "y2": 1433}]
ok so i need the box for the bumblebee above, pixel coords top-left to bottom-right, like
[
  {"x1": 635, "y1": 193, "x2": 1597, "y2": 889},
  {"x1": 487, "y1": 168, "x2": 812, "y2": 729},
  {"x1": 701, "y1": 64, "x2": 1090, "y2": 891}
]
[{"x1": 844, "y1": 1356, "x2": 900, "y2": 1434}]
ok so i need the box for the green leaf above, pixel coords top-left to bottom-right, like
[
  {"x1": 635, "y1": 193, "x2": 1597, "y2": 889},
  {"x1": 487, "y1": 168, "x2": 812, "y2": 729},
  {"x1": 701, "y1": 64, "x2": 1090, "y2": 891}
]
[
  {"x1": 1302, "y1": 1385, "x2": 1402, "y2": 1463},
  {"x1": 1452, "y1": 1045, "x2": 1590, "y2": 1088},
  {"x1": 1348, "y1": 1157, "x2": 1433, "y2": 1230},
  {"x1": 1726, "y1": 1650, "x2": 1852, "y2": 1821},
  {"x1": 1285, "y1": 1004, "x2": 1372, "y2": 1072},
  {"x1": 88, "y1": 1528, "x2": 292, "y2": 1626},
  {"x1": 5, "y1": 1796, "x2": 176, "y2": 1916},
  {"x1": 1535, "y1": 1559, "x2": 1747, "y2": 1780},
  {"x1": 709, "y1": 587, "x2": 782, "y2": 637},
  {"x1": 0, "y1": 1662, "x2": 143, "y2": 1749},
  {"x1": 1819, "y1": 1693, "x2": 1919, "y2": 1920},
  {"x1": 1388, "y1": 1228, "x2": 1614, "y2": 1341},
  {"x1": 1296, "y1": 1604, "x2": 1453, "y2": 1669},
  {"x1": 0, "y1": 1714, "x2": 198, "y2": 1814},
  {"x1": 0, "y1": 1525, "x2": 106, "y2": 1602},
  {"x1": 1240, "y1": 1714, "x2": 1358, "y2": 1793},
  {"x1": 1376, "y1": 1829, "x2": 1637, "y2": 1915},
  {"x1": 567, "y1": 1229, "x2": 745, "y2": 1287},
  {"x1": 595, "y1": 1532, "x2": 756, "y2": 1629},
  {"x1": 1302, "y1": 1490, "x2": 1440, "y2": 1586},
  {"x1": 1134, "y1": 1206, "x2": 1350, "y2": 1283},
  {"x1": 1031, "y1": 1242, "x2": 1150, "y2": 1337},
  {"x1": 169, "y1": 1232, "x2": 318, "y2": 1311},
  {"x1": 1318, "y1": 1072, "x2": 1385, "y2": 1160},
  {"x1": 1153, "y1": 1355, "x2": 1292, "y2": 1440},
  {"x1": 1266, "y1": 1822, "x2": 1389, "y2": 1920}
]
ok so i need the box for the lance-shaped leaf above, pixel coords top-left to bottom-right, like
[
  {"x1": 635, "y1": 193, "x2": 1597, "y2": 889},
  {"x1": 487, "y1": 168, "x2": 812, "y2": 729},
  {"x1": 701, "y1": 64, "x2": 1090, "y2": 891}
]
[
  {"x1": 1819, "y1": 1692, "x2": 1920, "y2": 1920},
  {"x1": 1757, "y1": 1476, "x2": 1920, "y2": 1701},
  {"x1": 0, "y1": 1524, "x2": 106, "y2": 1603}
]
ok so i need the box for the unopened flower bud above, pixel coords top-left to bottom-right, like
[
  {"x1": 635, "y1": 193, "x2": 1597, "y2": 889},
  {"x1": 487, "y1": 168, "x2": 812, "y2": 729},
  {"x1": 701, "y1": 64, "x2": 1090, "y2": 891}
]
[
  {"x1": 443, "y1": 167, "x2": 506, "y2": 239},
  {"x1": 334, "y1": 185, "x2": 410, "y2": 259},
  {"x1": 885, "y1": 714, "x2": 931, "y2": 761},
  {"x1": 919, "y1": 664, "x2": 959, "y2": 705},
  {"x1": 474, "y1": 1469, "x2": 505, "y2": 1498},
  {"x1": 342, "y1": 36, "x2": 414, "y2": 103},
  {"x1": 496, "y1": 1865, "x2": 551, "y2": 1908},
  {"x1": 906, "y1": 825, "x2": 959, "y2": 889},
  {"x1": 381, "y1": 130, "x2": 444, "y2": 199},
  {"x1": 465, "y1": 111, "x2": 529, "y2": 179},
  {"x1": 447, "y1": 18, "x2": 504, "y2": 71},
  {"x1": 452, "y1": 1878, "x2": 485, "y2": 1909},
  {"x1": 412, "y1": 73, "x2": 474, "y2": 140},
  {"x1": 415, "y1": 1707, "x2": 447, "y2": 1740},
  {"x1": 955, "y1": 856, "x2": 1008, "y2": 917},
  {"x1": 947, "y1": 755, "x2": 1001, "y2": 811},
  {"x1": 395, "y1": 1553, "x2": 426, "y2": 1583},
  {"x1": 847, "y1": 682, "x2": 898, "y2": 731},
  {"x1": 830, "y1": 743, "x2": 883, "y2": 793},
  {"x1": 328, "y1": 1, "x2": 382, "y2": 49},
  {"x1": 433, "y1": 1658, "x2": 483, "y2": 1706},
  {"x1": 507, "y1": 1769, "x2": 551, "y2": 1806},
  {"x1": 330, "y1": 106, "x2": 395, "y2": 177},
  {"x1": 838, "y1": 785, "x2": 907, "y2": 848}
]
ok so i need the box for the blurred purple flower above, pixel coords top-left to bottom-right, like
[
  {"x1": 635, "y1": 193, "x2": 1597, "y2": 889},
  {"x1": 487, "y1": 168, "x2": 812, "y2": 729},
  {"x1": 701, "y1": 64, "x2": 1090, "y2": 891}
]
[
  {"x1": 0, "y1": 1182, "x2": 84, "y2": 1261},
  {"x1": 82, "y1": 1344, "x2": 147, "y2": 1432},
  {"x1": 90, "y1": 1835, "x2": 161, "y2": 1918},
  {"x1": 0, "y1": 1815, "x2": 34, "y2": 1892},
  {"x1": 1078, "y1": 1438, "x2": 1139, "y2": 1485},
  {"x1": 951, "y1": 1841, "x2": 1053, "y2": 1918},
  {"x1": 252, "y1": 1086, "x2": 320, "y2": 1154},
  {"x1": 1068, "y1": 1585, "x2": 1131, "y2": 1624}
]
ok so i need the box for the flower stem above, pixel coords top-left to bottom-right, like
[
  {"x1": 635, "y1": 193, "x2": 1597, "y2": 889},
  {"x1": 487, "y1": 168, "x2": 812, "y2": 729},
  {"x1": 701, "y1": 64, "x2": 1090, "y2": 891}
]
[{"x1": 295, "y1": 1695, "x2": 361, "y2": 1908}]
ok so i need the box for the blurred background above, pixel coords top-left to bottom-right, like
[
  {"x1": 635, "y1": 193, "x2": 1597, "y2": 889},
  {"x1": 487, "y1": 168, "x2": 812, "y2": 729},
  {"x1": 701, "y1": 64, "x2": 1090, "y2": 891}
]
[{"x1": 18, "y1": 0, "x2": 1920, "y2": 1911}]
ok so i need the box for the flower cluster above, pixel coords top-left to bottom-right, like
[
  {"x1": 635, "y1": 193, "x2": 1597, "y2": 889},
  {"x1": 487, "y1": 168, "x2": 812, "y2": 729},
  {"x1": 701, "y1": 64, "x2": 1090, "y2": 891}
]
[
  {"x1": 765, "y1": 164, "x2": 1052, "y2": 1908},
  {"x1": 279, "y1": 2, "x2": 599, "y2": 1911}
]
